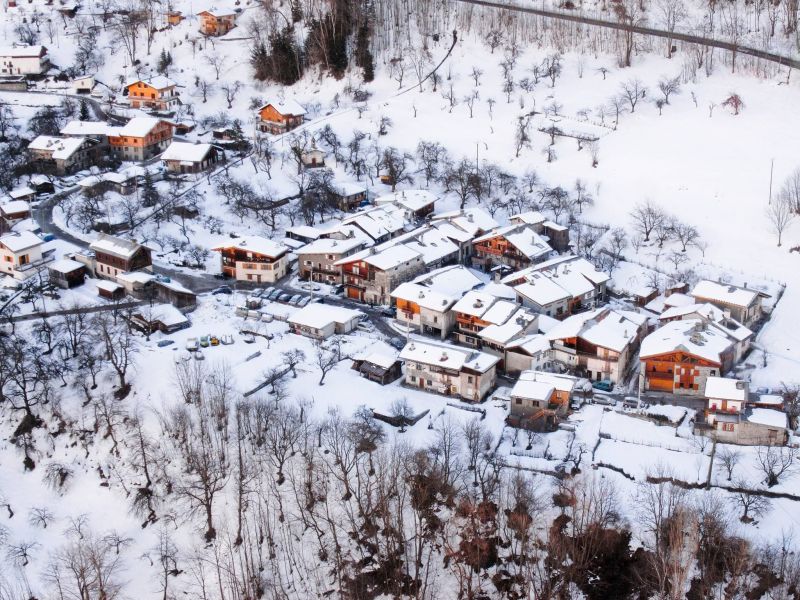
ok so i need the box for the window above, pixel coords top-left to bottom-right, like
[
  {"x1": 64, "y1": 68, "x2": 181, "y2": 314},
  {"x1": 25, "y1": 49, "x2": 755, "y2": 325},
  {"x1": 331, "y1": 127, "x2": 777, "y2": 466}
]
[
  {"x1": 723, "y1": 423, "x2": 735, "y2": 432},
  {"x1": 410, "y1": 376, "x2": 416, "y2": 382},
  {"x1": 467, "y1": 376, "x2": 473, "y2": 383},
  {"x1": 515, "y1": 398, "x2": 522, "y2": 405}
]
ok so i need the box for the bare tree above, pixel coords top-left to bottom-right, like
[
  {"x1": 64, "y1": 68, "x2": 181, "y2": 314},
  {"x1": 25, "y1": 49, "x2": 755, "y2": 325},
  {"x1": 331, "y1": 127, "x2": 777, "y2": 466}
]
[
  {"x1": 756, "y1": 446, "x2": 797, "y2": 487},
  {"x1": 658, "y1": 75, "x2": 681, "y2": 104},
  {"x1": 514, "y1": 116, "x2": 532, "y2": 158},
  {"x1": 380, "y1": 147, "x2": 414, "y2": 192},
  {"x1": 723, "y1": 93, "x2": 745, "y2": 115},
  {"x1": 619, "y1": 79, "x2": 648, "y2": 113},
  {"x1": 673, "y1": 221, "x2": 700, "y2": 251},
  {"x1": 314, "y1": 336, "x2": 348, "y2": 385},
  {"x1": 204, "y1": 51, "x2": 227, "y2": 80},
  {"x1": 766, "y1": 191, "x2": 795, "y2": 247},
  {"x1": 717, "y1": 446, "x2": 742, "y2": 481},
  {"x1": 630, "y1": 200, "x2": 666, "y2": 241},
  {"x1": 221, "y1": 81, "x2": 242, "y2": 109},
  {"x1": 656, "y1": 0, "x2": 688, "y2": 58},
  {"x1": 95, "y1": 314, "x2": 138, "y2": 396},
  {"x1": 730, "y1": 481, "x2": 772, "y2": 522}
]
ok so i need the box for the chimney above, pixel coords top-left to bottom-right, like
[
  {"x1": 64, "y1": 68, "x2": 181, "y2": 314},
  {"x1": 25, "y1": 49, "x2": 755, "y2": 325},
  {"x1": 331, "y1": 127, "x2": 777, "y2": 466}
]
[
  {"x1": 493, "y1": 271, "x2": 500, "y2": 283},
  {"x1": 440, "y1": 351, "x2": 448, "y2": 362}
]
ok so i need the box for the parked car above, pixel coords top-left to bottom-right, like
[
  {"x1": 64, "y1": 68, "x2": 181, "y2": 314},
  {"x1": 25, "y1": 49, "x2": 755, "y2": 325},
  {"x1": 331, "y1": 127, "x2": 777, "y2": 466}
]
[
  {"x1": 199, "y1": 335, "x2": 210, "y2": 348},
  {"x1": 356, "y1": 321, "x2": 375, "y2": 333},
  {"x1": 376, "y1": 305, "x2": 395, "y2": 317},
  {"x1": 592, "y1": 380, "x2": 614, "y2": 392},
  {"x1": 622, "y1": 397, "x2": 640, "y2": 409},
  {"x1": 389, "y1": 337, "x2": 406, "y2": 350},
  {"x1": 261, "y1": 286, "x2": 275, "y2": 298},
  {"x1": 298, "y1": 296, "x2": 312, "y2": 307},
  {"x1": 268, "y1": 289, "x2": 282, "y2": 300},
  {"x1": 212, "y1": 285, "x2": 233, "y2": 295},
  {"x1": 157, "y1": 339, "x2": 174, "y2": 348},
  {"x1": 332, "y1": 284, "x2": 344, "y2": 295},
  {"x1": 213, "y1": 273, "x2": 228, "y2": 280},
  {"x1": 278, "y1": 293, "x2": 291, "y2": 303},
  {"x1": 592, "y1": 394, "x2": 615, "y2": 406},
  {"x1": 243, "y1": 333, "x2": 256, "y2": 344},
  {"x1": 210, "y1": 336, "x2": 220, "y2": 346},
  {"x1": 220, "y1": 334, "x2": 234, "y2": 345},
  {"x1": 185, "y1": 337, "x2": 199, "y2": 352}
]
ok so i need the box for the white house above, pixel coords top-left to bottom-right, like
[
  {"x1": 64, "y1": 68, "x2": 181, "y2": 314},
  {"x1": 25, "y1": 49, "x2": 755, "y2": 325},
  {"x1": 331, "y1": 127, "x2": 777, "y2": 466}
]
[
  {"x1": 288, "y1": 304, "x2": 364, "y2": 339},
  {"x1": 0, "y1": 45, "x2": 48, "y2": 75},
  {"x1": 0, "y1": 231, "x2": 44, "y2": 279}
]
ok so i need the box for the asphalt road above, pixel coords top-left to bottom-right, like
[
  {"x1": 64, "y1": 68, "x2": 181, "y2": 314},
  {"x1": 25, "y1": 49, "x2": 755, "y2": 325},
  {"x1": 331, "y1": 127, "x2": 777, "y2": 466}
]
[{"x1": 453, "y1": 0, "x2": 800, "y2": 70}]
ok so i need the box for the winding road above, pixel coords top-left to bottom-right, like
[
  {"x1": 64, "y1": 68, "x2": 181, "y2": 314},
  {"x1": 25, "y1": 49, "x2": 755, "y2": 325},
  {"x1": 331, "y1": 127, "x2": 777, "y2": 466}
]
[{"x1": 452, "y1": 0, "x2": 800, "y2": 70}]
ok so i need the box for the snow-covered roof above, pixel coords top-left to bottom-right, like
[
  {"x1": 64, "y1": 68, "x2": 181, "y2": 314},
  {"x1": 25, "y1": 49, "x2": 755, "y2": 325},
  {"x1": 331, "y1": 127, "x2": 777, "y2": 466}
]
[
  {"x1": 198, "y1": 7, "x2": 237, "y2": 17},
  {"x1": 518, "y1": 370, "x2": 579, "y2": 393},
  {"x1": 746, "y1": 408, "x2": 788, "y2": 429},
  {"x1": 0, "y1": 45, "x2": 45, "y2": 57},
  {"x1": 28, "y1": 136, "x2": 86, "y2": 160},
  {"x1": 286, "y1": 225, "x2": 324, "y2": 240},
  {"x1": 390, "y1": 282, "x2": 456, "y2": 311},
  {"x1": 481, "y1": 299, "x2": 519, "y2": 325},
  {"x1": 510, "y1": 379, "x2": 554, "y2": 401},
  {"x1": 479, "y1": 309, "x2": 537, "y2": 345},
  {"x1": 60, "y1": 120, "x2": 117, "y2": 137},
  {"x1": 48, "y1": 258, "x2": 84, "y2": 274},
  {"x1": 288, "y1": 303, "x2": 363, "y2": 329},
  {"x1": 8, "y1": 186, "x2": 35, "y2": 200},
  {"x1": 506, "y1": 333, "x2": 551, "y2": 356},
  {"x1": 503, "y1": 254, "x2": 609, "y2": 287},
  {"x1": 135, "y1": 303, "x2": 188, "y2": 327},
  {"x1": 333, "y1": 181, "x2": 367, "y2": 196},
  {"x1": 451, "y1": 290, "x2": 497, "y2": 318},
  {"x1": 296, "y1": 236, "x2": 363, "y2": 255},
  {"x1": 660, "y1": 302, "x2": 724, "y2": 321},
  {"x1": 363, "y1": 244, "x2": 420, "y2": 270},
  {"x1": 116, "y1": 271, "x2": 155, "y2": 284},
  {"x1": 259, "y1": 98, "x2": 307, "y2": 116},
  {"x1": 95, "y1": 280, "x2": 123, "y2": 292},
  {"x1": 399, "y1": 339, "x2": 499, "y2": 373},
  {"x1": 474, "y1": 224, "x2": 552, "y2": 260},
  {"x1": 431, "y1": 207, "x2": 498, "y2": 237},
  {"x1": 117, "y1": 117, "x2": 168, "y2": 138},
  {"x1": 374, "y1": 189, "x2": 438, "y2": 212},
  {"x1": 411, "y1": 264, "x2": 482, "y2": 297},
  {"x1": 127, "y1": 75, "x2": 176, "y2": 90},
  {"x1": 341, "y1": 205, "x2": 407, "y2": 241},
  {"x1": 547, "y1": 308, "x2": 644, "y2": 353},
  {"x1": 704, "y1": 377, "x2": 747, "y2": 402},
  {"x1": 0, "y1": 200, "x2": 30, "y2": 215},
  {"x1": 757, "y1": 394, "x2": 784, "y2": 406},
  {"x1": 432, "y1": 220, "x2": 474, "y2": 243},
  {"x1": 691, "y1": 280, "x2": 762, "y2": 308},
  {"x1": 639, "y1": 319, "x2": 735, "y2": 364},
  {"x1": 0, "y1": 231, "x2": 41, "y2": 253},
  {"x1": 212, "y1": 235, "x2": 286, "y2": 258},
  {"x1": 90, "y1": 234, "x2": 143, "y2": 260},
  {"x1": 515, "y1": 276, "x2": 571, "y2": 307},
  {"x1": 509, "y1": 210, "x2": 546, "y2": 226},
  {"x1": 403, "y1": 229, "x2": 458, "y2": 265},
  {"x1": 362, "y1": 352, "x2": 399, "y2": 370},
  {"x1": 161, "y1": 142, "x2": 213, "y2": 163}
]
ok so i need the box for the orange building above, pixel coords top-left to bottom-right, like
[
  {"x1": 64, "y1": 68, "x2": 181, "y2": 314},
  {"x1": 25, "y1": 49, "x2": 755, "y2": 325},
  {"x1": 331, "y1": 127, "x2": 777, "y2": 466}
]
[
  {"x1": 257, "y1": 100, "x2": 307, "y2": 134},
  {"x1": 472, "y1": 224, "x2": 552, "y2": 272},
  {"x1": 197, "y1": 9, "x2": 236, "y2": 36},
  {"x1": 167, "y1": 11, "x2": 183, "y2": 25},
  {"x1": 108, "y1": 117, "x2": 174, "y2": 161},
  {"x1": 639, "y1": 319, "x2": 736, "y2": 395},
  {"x1": 126, "y1": 76, "x2": 179, "y2": 111}
]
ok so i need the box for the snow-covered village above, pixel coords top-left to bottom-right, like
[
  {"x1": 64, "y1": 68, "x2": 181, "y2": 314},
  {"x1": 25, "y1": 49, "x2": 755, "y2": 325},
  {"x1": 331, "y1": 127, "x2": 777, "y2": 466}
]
[{"x1": 0, "y1": 0, "x2": 799, "y2": 595}]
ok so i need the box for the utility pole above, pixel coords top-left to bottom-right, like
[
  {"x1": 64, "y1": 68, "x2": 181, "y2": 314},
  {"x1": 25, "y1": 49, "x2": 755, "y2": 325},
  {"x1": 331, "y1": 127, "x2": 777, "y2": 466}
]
[{"x1": 768, "y1": 158, "x2": 775, "y2": 204}]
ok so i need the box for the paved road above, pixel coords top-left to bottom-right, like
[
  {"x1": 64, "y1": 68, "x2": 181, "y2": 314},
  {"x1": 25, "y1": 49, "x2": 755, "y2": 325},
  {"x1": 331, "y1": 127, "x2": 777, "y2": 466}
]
[{"x1": 453, "y1": 0, "x2": 800, "y2": 69}]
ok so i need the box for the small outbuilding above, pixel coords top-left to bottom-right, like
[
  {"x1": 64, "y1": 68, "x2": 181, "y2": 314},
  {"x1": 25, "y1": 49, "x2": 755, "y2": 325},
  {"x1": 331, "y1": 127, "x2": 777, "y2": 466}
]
[
  {"x1": 352, "y1": 353, "x2": 402, "y2": 385},
  {"x1": 48, "y1": 258, "x2": 86, "y2": 288}
]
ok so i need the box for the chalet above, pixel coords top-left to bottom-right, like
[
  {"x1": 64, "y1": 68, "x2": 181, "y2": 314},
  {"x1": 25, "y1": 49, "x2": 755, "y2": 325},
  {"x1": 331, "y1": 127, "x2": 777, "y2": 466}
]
[
  {"x1": 126, "y1": 76, "x2": 179, "y2": 111},
  {"x1": 402, "y1": 228, "x2": 460, "y2": 270},
  {"x1": 212, "y1": 236, "x2": 288, "y2": 283},
  {"x1": 0, "y1": 231, "x2": 44, "y2": 279},
  {"x1": 71, "y1": 74, "x2": 95, "y2": 94},
  {"x1": 451, "y1": 290, "x2": 502, "y2": 346},
  {"x1": 639, "y1": 319, "x2": 739, "y2": 395},
  {"x1": 689, "y1": 280, "x2": 768, "y2": 328},
  {"x1": 257, "y1": 99, "x2": 306, "y2": 134},
  {"x1": 27, "y1": 136, "x2": 102, "y2": 175},
  {"x1": 152, "y1": 279, "x2": 197, "y2": 308},
  {"x1": 509, "y1": 370, "x2": 583, "y2": 430},
  {"x1": 478, "y1": 308, "x2": 540, "y2": 367},
  {"x1": 0, "y1": 200, "x2": 31, "y2": 231},
  {"x1": 472, "y1": 224, "x2": 553, "y2": 273},
  {"x1": 297, "y1": 236, "x2": 364, "y2": 284},
  {"x1": 336, "y1": 243, "x2": 425, "y2": 305},
  {"x1": 0, "y1": 45, "x2": 47, "y2": 75},
  {"x1": 352, "y1": 353, "x2": 403, "y2": 385},
  {"x1": 47, "y1": 258, "x2": 85, "y2": 288},
  {"x1": 659, "y1": 303, "x2": 753, "y2": 362},
  {"x1": 698, "y1": 377, "x2": 788, "y2": 445},
  {"x1": 6, "y1": 186, "x2": 36, "y2": 203},
  {"x1": 341, "y1": 204, "x2": 407, "y2": 244},
  {"x1": 130, "y1": 303, "x2": 190, "y2": 334},
  {"x1": 89, "y1": 234, "x2": 152, "y2": 280},
  {"x1": 60, "y1": 120, "x2": 117, "y2": 141},
  {"x1": 288, "y1": 304, "x2": 363, "y2": 339},
  {"x1": 167, "y1": 10, "x2": 184, "y2": 25},
  {"x1": 160, "y1": 142, "x2": 223, "y2": 174},
  {"x1": 509, "y1": 210, "x2": 571, "y2": 252},
  {"x1": 197, "y1": 8, "x2": 237, "y2": 36},
  {"x1": 505, "y1": 334, "x2": 553, "y2": 375},
  {"x1": 546, "y1": 308, "x2": 647, "y2": 384},
  {"x1": 400, "y1": 339, "x2": 499, "y2": 402},
  {"x1": 505, "y1": 255, "x2": 609, "y2": 318},
  {"x1": 332, "y1": 182, "x2": 368, "y2": 211},
  {"x1": 108, "y1": 118, "x2": 174, "y2": 161},
  {"x1": 375, "y1": 190, "x2": 438, "y2": 220}
]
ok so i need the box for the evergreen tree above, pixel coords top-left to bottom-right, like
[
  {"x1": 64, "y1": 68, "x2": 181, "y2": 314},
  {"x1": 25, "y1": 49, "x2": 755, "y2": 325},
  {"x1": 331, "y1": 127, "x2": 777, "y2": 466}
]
[
  {"x1": 157, "y1": 49, "x2": 172, "y2": 74},
  {"x1": 355, "y1": 24, "x2": 374, "y2": 83},
  {"x1": 141, "y1": 171, "x2": 160, "y2": 208},
  {"x1": 79, "y1": 99, "x2": 91, "y2": 121}
]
